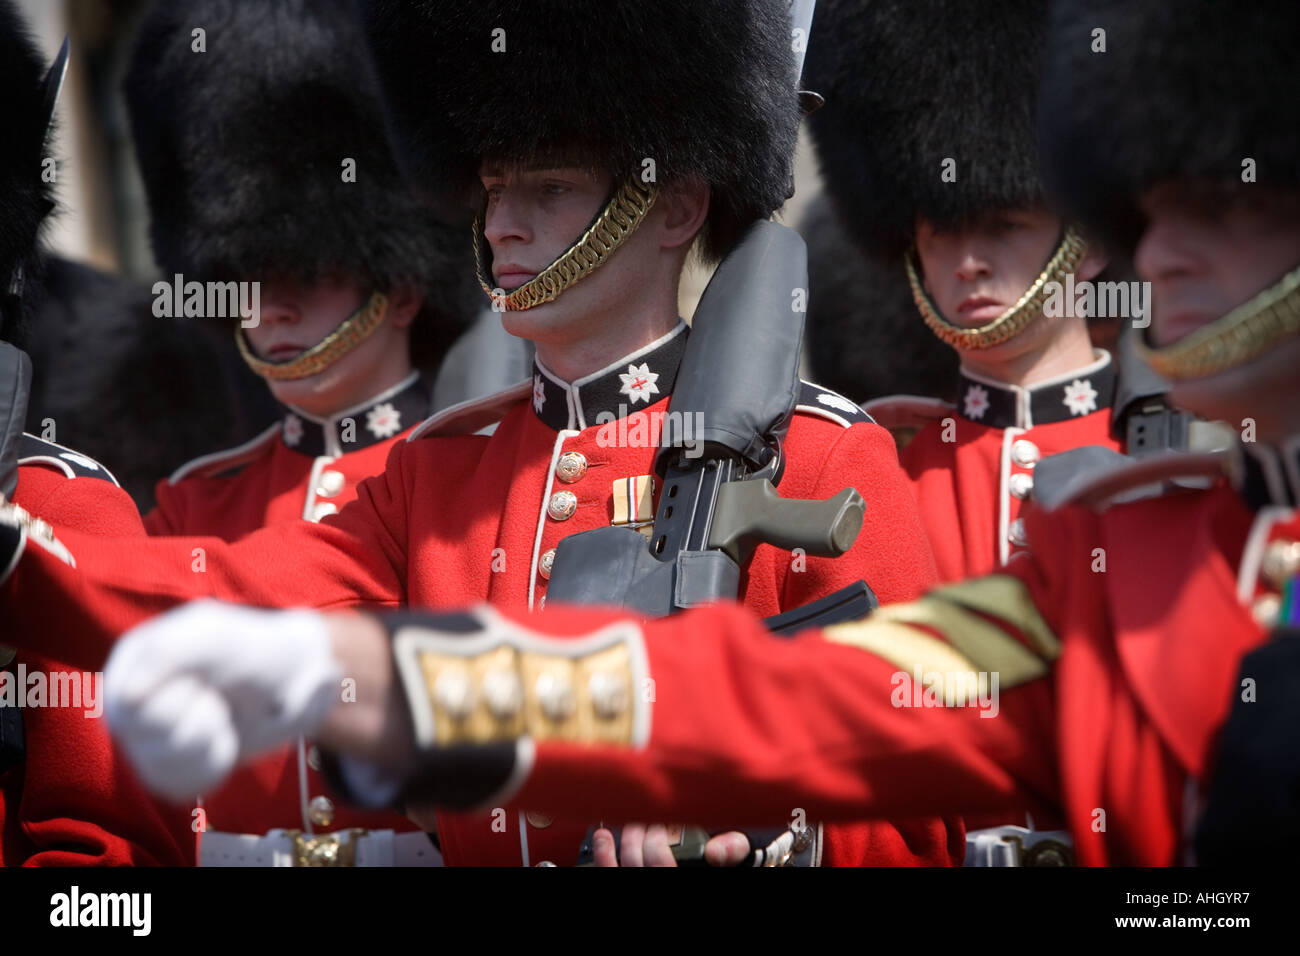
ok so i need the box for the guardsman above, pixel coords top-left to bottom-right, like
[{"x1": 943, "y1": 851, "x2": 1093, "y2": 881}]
[
  {"x1": 121, "y1": 0, "x2": 468, "y2": 866},
  {"x1": 103, "y1": 0, "x2": 1300, "y2": 868},
  {"x1": 0, "y1": 0, "x2": 954, "y2": 867},
  {"x1": 0, "y1": 1, "x2": 191, "y2": 865},
  {"x1": 807, "y1": 0, "x2": 1121, "y2": 584}
]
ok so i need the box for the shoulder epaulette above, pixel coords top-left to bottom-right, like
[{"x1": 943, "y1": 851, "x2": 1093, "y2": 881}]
[
  {"x1": 17, "y1": 434, "x2": 122, "y2": 486},
  {"x1": 794, "y1": 380, "x2": 876, "y2": 429},
  {"x1": 859, "y1": 393, "x2": 954, "y2": 432},
  {"x1": 408, "y1": 380, "x2": 531, "y2": 441},
  {"x1": 167, "y1": 423, "x2": 280, "y2": 484}
]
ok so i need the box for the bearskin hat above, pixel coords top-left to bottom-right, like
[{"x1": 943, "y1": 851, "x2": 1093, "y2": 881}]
[
  {"x1": 123, "y1": 0, "x2": 446, "y2": 297},
  {"x1": 1039, "y1": 0, "x2": 1300, "y2": 251},
  {"x1": 367, "y1": 0, "x2": 802, "y2": 263},
  {"x1": 805, "y1": 0, "x2": 1048, "y2": 261},
  {"x1": 0, "y1": 0, "x2": 55, "y2": 348},
  {"x1": 801, "y1": 193, "x2": 957, "y2": 403}
]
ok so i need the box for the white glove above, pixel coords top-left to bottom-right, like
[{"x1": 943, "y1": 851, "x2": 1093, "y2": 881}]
[{"x1": 104, "y1": 599, "x2": 342, "y2": 802}]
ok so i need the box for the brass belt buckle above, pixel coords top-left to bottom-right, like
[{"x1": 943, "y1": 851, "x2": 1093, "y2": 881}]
[{"x1": 288, "y1": 828, "x2": 367, "y2": 867}]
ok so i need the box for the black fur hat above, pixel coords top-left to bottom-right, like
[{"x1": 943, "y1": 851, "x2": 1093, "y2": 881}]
[
  {"x1": 0, "y1": 0, "x2": 55, "y2": 347},
  {"x1": 806, "y1": 0, "x2": 1048, "y2": 261},
  {"x1": 1039, "y1": 0, "x2": 1300, "y2": 251},
  {"x1": 367, "y1": 0, "x2": 802, "y2": 263},
  {"x1": 123, "y1": 0, "x2": 443, "y2": 295}
]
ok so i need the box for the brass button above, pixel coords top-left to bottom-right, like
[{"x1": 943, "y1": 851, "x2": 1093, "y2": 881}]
[
  {"x1": 588, "y1": 671, "x2": 629, "y2": 720},
  {"x1": 1261, "y1": 539, "x2": 1300, "y2": 591},
  {"x1": 547, "y1": 490, "x2": 578, "y2": 521},
  {"x1": 1008, "y1": 517, "x2": 1028, "y2": 548},
  {"x1": 433, "y1": 667, "x2": 475, "y2": 721},
  {"x1": 1008, "y1": 473, "x2": 1034, "y2": 500},
  {"x1": 482, "y1": 668, "x2": 524, "y2": 720},
  {"x1": 316, "y1": 470, "x2": 345, "y2": 498},
  {"x1": 538, "y1": 548, "x2": 556, "y2": 579},
  {"x1": 1252, "y1": 594, "x2": 1281, "y2": 628},
  {"x1": 526, "y1": 811, "x2": 554, "y2": 829},
  {"x1": 535, "y1": 671, "x2": 575, "y2": 721},
  {"x1": 311, "y1": 501, "x2": 338, "y2": 522},
  {"x1": 308, "y1": 795, "x2": 335, "y2": 828},
  {"x1": 1011, "y1": 439, "x2": 1040, "y2": 467},
  {"x1": 556, "y1": 452, "x2": 588, "y2": 484}
]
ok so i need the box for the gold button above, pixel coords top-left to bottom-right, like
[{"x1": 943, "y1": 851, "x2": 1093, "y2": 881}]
[
  {"x1": 433, "y1": 667, "x2": 475, "y2": 721},
  {"x1": 1252, "y1": 594, "x2": 1281, "y2": 628},
  {"x1": 1011, "y1": 439, "x2": 1040, "y2": 467},
  {"x1": 482, "y1": 668, "x2": 524, "y2": 720},
  {"x1": 526, "y1": 811, "x2": 554, "y2": 829},
  {"x1": 316, "y1": 470, "x2": 345, "y2": 498},
  {"x1": 1008, "y1": 517, "x2": 1028, "y2": 547},
  {"x1": 547, "y1": 490, "x2": 578, "y2": 521},
  {"x1": 1261, "y1": 539, "x2": 1300, "y2": 591},
  {"x1": 535, "y1": 671, "x2": 575, "y2": 721},
  {"x1": 539, "y1": 548, "x2": 556, "y2": 579},
  {"x1": 308, "y1": 795, "x2": 335, "y2": 828},
  {"x1": 588, "y1": 671, "x2": 629, "y2": 720},
  {"x1": 311, "y1": 501, "x2": 338, "y2": 522},
  {"x1": 556, "y1": 452, "x2": 588, "y2": 484}
]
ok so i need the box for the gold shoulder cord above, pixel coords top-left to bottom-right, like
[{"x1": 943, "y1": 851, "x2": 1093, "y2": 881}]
[
  {"x1": 474, "y1": 177, "x2": 658, "y2": 312},
  {"x1": 905, "y1": 227, "x2": 1088, "y2": 350},
  {"x1": 236, "y1": 291, "x2": 388, "y2": 381},
  {"x1": 1136, "y1": 263, "x2": 1300, "y2": 381}
]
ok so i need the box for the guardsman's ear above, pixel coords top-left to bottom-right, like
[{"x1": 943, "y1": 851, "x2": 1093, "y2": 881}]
[
  {"x1": 387, "y1": 286, "x2": 423, "y2": 330},
  {"x1": 658, "y1": 177, "x2": 710, "y2": 252},
  {"x1": 1076, "y1": 241, "x2": 1110, "y2": 284}
]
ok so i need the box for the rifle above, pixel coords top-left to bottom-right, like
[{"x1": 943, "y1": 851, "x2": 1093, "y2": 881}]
[{"x1": 545, "y1": 219, "x2": 877, "y2": 628}]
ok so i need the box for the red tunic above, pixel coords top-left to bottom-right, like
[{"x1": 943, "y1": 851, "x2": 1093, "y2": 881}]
[
  {"x1": 1, "y1": 438, "x2": 193, "y2": 866},
  {"x1": 2, "y1": 326, "x2": 953, "y2": 865},
  {"x1": 865, "y1": 351, "x2": 1120, "y2": 582},
  {"x1": 496, "y1": 444, "x2": 1295, "y2": 865},
  {"x1": 143, "y1": 375, "x2": 433, "y2": 854}
]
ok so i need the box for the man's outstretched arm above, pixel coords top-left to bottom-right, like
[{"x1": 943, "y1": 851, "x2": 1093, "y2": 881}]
[{"x1": 105, "y1": 583, "x2": 1063, "y2": 830}]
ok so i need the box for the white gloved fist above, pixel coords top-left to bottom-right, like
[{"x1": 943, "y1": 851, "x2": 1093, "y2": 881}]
[{"x1": 104, "y1": 599, "x2": 343, "y2": 802}]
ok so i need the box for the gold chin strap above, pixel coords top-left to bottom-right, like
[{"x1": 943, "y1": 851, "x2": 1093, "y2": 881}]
[
  {"x1": 1136, "y1": 263, "x2": 1300, "y2": 381},
  {"x1": 905, "y1": 226, "x2": 1088, "y2": 350},
  {"x1": 474, "y1": 177, "x2": 657, "y2": 312},
  {"x1": 236, "y1": 292, "x2": 388, "y2": 381}
]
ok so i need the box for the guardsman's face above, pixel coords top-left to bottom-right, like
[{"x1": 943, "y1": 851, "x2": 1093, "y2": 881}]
[
  {"x1": 479, "y1": 164, "x2": 613, "y2": 294},
  {"x1": 246, "y1": 276, "x2": 416, "y2": 415},
  {"x1": 914, "y1": 206, "x2": 1062, "y2": 331},
  {"x1": 1136, "y1": 182, "x2": 1300, "y2": 348},
  {"x1": 477, "y1": 162, "x2": 662, "y2": 350},
  {"x1": 1135, "y1": 181, "x2": 1300, "y2": 439}
]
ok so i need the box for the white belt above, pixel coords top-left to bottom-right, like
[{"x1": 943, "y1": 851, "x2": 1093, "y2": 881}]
[{"x1": 200, "y1": 829, "x2": 443, "y2": 867}]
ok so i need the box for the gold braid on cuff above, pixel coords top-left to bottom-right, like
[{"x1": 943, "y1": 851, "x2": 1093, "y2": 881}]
[
  {"x1": 1136, "y1": 262, "x2": 1300, "y2": 381},
  {"x1": 236, "y1": 292, "x2": 388, "y2": 381},
  {"x1": 905, "y1": 227, "x2": 1088, "y2": 350},
  {"x1": 474, "y1": 178, "x2": 657, "y2": 312}
]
